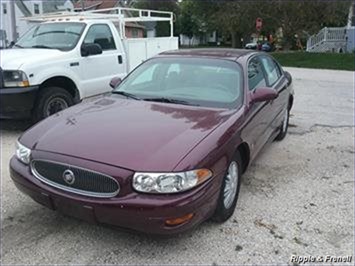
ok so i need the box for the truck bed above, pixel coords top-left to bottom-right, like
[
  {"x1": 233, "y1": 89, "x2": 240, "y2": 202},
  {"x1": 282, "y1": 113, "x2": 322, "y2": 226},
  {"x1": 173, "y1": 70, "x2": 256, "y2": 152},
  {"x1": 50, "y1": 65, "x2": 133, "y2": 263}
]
[{"x1": 123, "y1": 37, "x2": 179, "y2": 72}]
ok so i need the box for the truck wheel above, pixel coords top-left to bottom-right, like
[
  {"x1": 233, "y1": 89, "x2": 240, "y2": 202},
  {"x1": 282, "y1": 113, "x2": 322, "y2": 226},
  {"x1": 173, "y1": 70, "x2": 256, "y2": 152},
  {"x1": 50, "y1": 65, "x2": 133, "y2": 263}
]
[
  {"x1": 212, "y1": 152, "x2": 242, "y2": 222},
  {"x1": 33, "y1": 87, "x2": 74, "y2": 122}
]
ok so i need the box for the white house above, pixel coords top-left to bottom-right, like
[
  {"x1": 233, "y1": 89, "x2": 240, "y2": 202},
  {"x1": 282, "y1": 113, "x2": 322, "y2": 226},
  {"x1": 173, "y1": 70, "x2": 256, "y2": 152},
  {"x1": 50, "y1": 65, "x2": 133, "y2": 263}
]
[
  {"x1": 0, "y1": 0, "x2": 74, "y2": 45},
  {"x1": 180, "y1": 31, "x2": 219, "y2": 46}
]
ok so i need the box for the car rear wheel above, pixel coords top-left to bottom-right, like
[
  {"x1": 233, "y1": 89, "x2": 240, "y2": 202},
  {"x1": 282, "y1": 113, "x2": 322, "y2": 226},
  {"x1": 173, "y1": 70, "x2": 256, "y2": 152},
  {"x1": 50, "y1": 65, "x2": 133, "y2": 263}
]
[
  {"x1": 275, "y1": 107, "x2": 289, "y2": 141},
  {"x1": 212, "y1": 152, "x2": 242, "y2": 222},
  {"x1": 32, "y1": 87, "x2": 74, "y2": 122}
]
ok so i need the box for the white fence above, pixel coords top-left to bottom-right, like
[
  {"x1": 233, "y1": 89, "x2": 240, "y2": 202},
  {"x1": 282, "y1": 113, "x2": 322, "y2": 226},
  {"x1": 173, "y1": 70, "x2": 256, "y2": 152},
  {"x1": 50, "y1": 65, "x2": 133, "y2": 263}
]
[{"x1": 307, "y1": 27, "x2": 347, "y2": 53}]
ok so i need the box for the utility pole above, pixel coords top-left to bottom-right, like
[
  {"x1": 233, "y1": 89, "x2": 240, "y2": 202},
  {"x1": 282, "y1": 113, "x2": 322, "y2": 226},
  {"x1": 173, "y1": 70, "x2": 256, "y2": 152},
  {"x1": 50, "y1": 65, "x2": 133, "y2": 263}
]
[
  {"x1": 9, "y1": 0, "x2": 17, "y2": 42},
  {"x1": 80, "y1": 0, "x2": 85, "y2": 11},
  {"x1": 347, "y1": 3, "x2": 354, "y2": 28}
]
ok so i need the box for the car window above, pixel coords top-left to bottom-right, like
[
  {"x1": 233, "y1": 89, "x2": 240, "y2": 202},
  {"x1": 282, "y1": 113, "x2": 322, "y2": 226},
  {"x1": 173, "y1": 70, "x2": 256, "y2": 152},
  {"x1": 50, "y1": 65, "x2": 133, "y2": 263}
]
[
  {"x1": 260, "y1": 56, "x2": 281, "y2": 86},
  {"x1": 115, "y1": 58, "x2": 244, "y2": 109},
  {"x1": 248, "y1": 57, "x2": 267, "y2": 91},
  {"x1": 83, "y1": 24, "x2": 116, "y2": 51}
]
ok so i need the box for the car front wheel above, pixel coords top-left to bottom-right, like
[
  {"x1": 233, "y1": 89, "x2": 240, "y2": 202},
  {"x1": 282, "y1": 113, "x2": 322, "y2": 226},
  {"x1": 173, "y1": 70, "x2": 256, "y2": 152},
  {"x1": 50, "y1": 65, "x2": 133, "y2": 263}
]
[
  {"x1": 212, "y1": 152, "x2": 242, "y2": 222},
  {"x1": 275, "y1": 107, "x2": 289, "y2": 141}
]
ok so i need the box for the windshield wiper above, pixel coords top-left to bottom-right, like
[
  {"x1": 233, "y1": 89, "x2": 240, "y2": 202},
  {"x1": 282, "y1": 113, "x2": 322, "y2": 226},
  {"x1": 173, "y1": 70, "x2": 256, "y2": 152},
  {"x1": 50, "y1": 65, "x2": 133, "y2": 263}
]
[
  {"x1": 31, "y1": 45, "x2": 56, "y2": 49},
  {"x1": 112, "y1": 91, "x2": 141, "y2": 100},
  {"x1": 13, "y1": 44, "x2": 23, "y2": 48},
  {"x1": 143, "y1": 97, "x2": 199, "y2": 106}
]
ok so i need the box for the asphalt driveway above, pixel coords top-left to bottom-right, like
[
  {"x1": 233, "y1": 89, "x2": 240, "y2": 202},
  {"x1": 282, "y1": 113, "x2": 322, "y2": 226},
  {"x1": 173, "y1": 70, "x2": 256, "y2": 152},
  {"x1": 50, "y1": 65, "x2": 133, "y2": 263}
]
[{"x1": 1, "y1": 67, "x2": 354, "y2": 265}]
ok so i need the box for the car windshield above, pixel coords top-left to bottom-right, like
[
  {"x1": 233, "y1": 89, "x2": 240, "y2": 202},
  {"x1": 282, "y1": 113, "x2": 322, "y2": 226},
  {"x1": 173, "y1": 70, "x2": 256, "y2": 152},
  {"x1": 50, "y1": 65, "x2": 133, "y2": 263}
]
[
  {"x1": 114, "y1": 58, "x2": 243, "y2": 109},
  {"x1": 16, "y1": 22, "x2": 86, "y2": 51}
]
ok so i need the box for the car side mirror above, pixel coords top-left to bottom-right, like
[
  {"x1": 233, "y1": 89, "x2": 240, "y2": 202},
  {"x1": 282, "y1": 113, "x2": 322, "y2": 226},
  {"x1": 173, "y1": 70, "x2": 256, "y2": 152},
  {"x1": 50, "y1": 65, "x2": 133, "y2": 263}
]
[
  {"x1": 81, "y1": 43, "x2": 102, "y2": 57},
  {"x1": 110, "y1": 77, "x2": 122, "y2": 89},
  {"x1": 250, "y1": 87, "x2": 278, "y2": 103}
]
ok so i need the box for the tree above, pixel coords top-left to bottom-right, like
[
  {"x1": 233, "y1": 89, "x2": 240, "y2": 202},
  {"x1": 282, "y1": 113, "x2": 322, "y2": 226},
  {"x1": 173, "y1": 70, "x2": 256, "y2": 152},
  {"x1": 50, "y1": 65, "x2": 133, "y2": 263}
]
[
  {"x1": 177, "y1": 1, "x2": 275, "y2": 48},
  {"x1": 133, "y1": 0, "x2": 352, "y2": 49},
  {"x1": 179, "y1": 0, "x2": 209, "y2": 44},
  {"x1": 179, "y1": 0, "x2": 352, "y2": 49}
]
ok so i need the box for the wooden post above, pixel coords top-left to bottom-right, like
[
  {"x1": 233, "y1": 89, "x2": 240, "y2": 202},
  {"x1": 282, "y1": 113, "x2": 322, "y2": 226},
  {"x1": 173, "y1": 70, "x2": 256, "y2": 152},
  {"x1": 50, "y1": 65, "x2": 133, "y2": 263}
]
[
  {"x1": 80, "y1": 0, "x2": 85, "y2": 11},
  {"x1": 347, "y1": 3, "x2": 354, "y2": 28}
]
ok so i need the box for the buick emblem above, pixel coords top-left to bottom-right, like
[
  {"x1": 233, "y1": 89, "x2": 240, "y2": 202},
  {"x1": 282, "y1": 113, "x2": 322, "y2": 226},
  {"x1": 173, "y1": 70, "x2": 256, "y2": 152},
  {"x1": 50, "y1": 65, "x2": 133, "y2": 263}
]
[{"x1": 63, "y1": 169, "x2": 75, "y2": 185}]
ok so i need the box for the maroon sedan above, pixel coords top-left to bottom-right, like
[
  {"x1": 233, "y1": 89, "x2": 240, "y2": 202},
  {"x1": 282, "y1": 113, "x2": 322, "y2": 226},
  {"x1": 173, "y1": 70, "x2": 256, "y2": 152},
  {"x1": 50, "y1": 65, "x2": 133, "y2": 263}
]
[{"x1": 10, "y1": 49, "x2": 293, "y2": 234}]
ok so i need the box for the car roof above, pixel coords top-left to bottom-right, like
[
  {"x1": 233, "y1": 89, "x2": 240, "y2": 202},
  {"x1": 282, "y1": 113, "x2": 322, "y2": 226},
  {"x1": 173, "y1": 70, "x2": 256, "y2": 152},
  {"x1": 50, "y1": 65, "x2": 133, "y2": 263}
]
[{"x1": 157, "y1": 48, "x2": 256, "y2": 61}]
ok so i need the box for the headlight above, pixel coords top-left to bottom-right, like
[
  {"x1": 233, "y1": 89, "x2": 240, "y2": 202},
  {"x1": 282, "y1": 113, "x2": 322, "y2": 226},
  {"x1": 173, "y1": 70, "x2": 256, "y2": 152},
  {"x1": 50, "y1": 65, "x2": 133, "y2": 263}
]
[
  {"x1": 133, "y1": 169, "x2": 212, "y2": 194},
  {"x1": 16, "y1": 141, "x2": 31, "y2": 164},
  {"x1": 3, "y1": 70, "x2": 30, "y2": 88}
]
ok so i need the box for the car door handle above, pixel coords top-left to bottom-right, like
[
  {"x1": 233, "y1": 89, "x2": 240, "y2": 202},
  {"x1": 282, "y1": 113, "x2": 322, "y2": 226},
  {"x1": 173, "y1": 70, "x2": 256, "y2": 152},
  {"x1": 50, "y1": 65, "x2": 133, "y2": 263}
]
[{"x1": 118, "y1": 55, "x2": 123, "y2": 64}]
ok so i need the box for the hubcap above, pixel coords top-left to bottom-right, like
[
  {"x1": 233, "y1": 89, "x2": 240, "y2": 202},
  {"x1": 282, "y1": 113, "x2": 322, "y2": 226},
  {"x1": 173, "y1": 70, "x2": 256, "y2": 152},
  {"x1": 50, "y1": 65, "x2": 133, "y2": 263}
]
[
  {"x1": 282, "y1": 109, "x2": 289, "y2": 132},
  {"x1": 223, "y1": 161, "x2": 239, "y2": 209},
  {"x1": 45, "y1": 98, "x2": 68, "y2": 117}
]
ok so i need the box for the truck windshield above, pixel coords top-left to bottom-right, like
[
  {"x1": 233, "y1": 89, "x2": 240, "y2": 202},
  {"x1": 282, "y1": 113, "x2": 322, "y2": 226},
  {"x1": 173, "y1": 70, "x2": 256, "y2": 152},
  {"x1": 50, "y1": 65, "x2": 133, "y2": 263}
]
[
  {"x1": 16, "y1": 23, "x2": 86, "y2": 51},
  {"x1": 114, "y1": 58, "x2": 244, "y2": 109}
]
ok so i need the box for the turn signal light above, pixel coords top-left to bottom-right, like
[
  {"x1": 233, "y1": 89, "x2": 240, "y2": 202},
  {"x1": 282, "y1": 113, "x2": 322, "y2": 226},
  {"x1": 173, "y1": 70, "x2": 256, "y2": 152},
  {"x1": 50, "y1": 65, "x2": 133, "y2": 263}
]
[
  {"x1": 20, "y1": 80, "x2": 30, "y2": 87},
  {"x1": 196, "y1": 169, "x2": 212, "y2": 183},
  {"x1": 165, "y1": 213, "x2": 194, "y2": 226}
]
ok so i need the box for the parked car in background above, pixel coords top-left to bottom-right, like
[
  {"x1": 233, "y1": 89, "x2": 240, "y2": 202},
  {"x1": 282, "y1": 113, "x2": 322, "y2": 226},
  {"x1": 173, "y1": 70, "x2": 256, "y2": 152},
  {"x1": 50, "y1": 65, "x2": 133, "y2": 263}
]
[
  {"x1": 10, "y1": 49, "x2": 294, "y2": 234},
  {"x1": 0, "y1": 7, "x2": 178, "y2": 121},
  {"x1": 245, "y1": 42, "x2": 258, "y2": 50},
  {"x1": 261, "y1": 42, "x2": 273, "y2": 52}
]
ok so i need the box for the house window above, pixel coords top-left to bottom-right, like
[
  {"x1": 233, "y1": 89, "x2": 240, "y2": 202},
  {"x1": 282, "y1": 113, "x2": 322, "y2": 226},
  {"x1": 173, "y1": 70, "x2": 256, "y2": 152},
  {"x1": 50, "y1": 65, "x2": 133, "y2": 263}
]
[
  {"x1": 2, "y1": 3, "x2": 7, "y2": 14},
  {"x1": 132, "y1": 29, "x2": 139, "y2": 38},
  {"x1": 34, "y1": 4, "x2": 40, "y2": 14}
]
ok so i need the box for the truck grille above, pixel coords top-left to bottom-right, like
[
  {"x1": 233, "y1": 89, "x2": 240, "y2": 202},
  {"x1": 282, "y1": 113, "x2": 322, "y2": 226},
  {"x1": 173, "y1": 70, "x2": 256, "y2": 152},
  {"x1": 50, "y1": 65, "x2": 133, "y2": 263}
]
[{"x1": 31, "y1": 160, "x2": 120, "y2": 198}]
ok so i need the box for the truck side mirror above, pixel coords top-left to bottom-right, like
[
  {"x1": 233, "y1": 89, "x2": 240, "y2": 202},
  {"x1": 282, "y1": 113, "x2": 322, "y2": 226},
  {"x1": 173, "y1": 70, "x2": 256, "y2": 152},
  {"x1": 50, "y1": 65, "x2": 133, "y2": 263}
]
[{"x1": 81, "y1": 43, "x2": 103, "y2": 57}]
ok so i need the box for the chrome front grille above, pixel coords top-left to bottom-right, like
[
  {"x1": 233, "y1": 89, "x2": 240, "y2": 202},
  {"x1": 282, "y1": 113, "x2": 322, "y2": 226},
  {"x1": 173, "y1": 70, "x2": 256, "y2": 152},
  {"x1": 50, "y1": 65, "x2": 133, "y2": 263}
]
[{"x1": 31, "y1": 160, "x2": 120, "y2": 198}]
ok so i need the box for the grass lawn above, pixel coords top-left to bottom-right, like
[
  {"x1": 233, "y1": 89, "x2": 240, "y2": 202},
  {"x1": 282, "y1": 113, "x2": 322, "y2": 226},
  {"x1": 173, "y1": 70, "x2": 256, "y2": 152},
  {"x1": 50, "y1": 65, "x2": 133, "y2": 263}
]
[{"x1": 271, "y1": 52, "x2": 355, "y2": 71}]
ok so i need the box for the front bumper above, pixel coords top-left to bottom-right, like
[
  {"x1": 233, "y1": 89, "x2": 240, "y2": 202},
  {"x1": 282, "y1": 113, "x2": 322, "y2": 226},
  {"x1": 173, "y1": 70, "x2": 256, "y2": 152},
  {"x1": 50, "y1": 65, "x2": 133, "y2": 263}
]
[
  {"x1": 0, "y1": 86, "x2": 39, "y2": 119},
  {"x1": 10, "y1": 156, "x2": 221, "y2": 235}
]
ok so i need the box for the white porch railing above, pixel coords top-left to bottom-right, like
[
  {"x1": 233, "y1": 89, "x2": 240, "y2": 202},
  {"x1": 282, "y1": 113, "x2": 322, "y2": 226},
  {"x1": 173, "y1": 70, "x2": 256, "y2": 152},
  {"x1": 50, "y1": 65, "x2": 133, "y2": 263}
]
[{"x1": 307, "y1": 27, "x2": 347, "y2": 53}]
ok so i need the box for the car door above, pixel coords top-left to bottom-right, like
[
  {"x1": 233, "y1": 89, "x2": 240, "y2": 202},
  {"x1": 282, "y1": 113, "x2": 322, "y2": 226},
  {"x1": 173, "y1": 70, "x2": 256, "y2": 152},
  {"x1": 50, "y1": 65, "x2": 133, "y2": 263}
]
[
  {"x1": 259, "y1": 55, "x2": 288, "y2": 133},
  {"x1": 242, "y1": 55, "x2": 275, "y2": 159},
  {"x1": 79, "y1": 23, "x2": 126, "y2": 98}
]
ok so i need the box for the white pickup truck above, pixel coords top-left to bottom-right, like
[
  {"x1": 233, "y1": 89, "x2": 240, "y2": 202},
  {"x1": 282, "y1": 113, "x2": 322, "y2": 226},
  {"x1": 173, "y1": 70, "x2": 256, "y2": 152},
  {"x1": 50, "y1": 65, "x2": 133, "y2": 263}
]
[{"x1": 0, "y1": 7, "x2": 178, "y2": 121}]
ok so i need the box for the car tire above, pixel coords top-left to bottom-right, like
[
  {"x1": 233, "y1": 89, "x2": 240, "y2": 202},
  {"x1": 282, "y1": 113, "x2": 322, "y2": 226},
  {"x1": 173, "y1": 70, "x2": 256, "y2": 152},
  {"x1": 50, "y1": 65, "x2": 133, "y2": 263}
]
[
  {"x1": 212, "y1": 152, "x2": 242, "y2": 222},
  {"x1": 32, "y1": 87, "x2": 74, "y2": 123},
  {"x1": 275, "y1": 106, "x2": 290, "y2": 141}
]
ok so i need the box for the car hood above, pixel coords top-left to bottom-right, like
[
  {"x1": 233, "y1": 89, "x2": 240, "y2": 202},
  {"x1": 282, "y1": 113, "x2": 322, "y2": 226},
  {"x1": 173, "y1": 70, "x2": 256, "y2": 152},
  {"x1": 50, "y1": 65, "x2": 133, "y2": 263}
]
[
  {"x1": 21, "y1": 96, "x2": 233, "y2": 172},
  {"x1": 0, "y1": 48, "x2": 64, "y2": 70}
]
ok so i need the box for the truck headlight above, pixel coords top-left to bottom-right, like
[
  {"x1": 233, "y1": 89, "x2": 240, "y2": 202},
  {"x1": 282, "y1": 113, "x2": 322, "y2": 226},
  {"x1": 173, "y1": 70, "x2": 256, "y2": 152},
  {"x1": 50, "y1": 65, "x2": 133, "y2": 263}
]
[
  {"x1": 3, "y1": 70, "x2": 30, "y2": 88},
  {"x1": 16, "y1": 141, "x2": 31, "y2": 164},
  {"x1": 133, "y1": 169, "x2": 212, "y2": 194}
]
